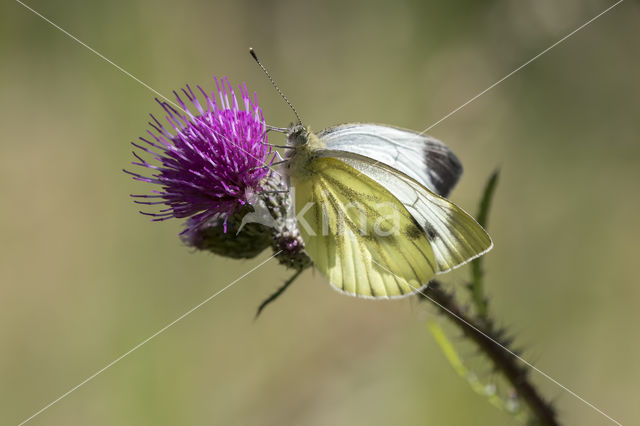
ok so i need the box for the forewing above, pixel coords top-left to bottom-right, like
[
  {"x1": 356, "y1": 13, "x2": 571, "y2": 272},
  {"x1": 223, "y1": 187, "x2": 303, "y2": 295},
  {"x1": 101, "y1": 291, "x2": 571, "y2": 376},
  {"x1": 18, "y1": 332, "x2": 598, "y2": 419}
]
[
  {"x1": 318, "y1": 123, "x2": 463, "y2": 197},
  {"x1": 320, "y1": 152, "x2": 493, "y2": 273},
  {"x1": 292, "y1": 157, "x2": 437, "y2": 298}
]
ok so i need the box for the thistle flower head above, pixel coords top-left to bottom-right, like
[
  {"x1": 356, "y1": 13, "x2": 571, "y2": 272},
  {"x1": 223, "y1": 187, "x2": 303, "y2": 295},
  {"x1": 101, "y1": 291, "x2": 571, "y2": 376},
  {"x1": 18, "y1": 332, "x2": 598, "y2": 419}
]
[{"x1": 125, "y1": 77, "x2": 274, "y2": 233}]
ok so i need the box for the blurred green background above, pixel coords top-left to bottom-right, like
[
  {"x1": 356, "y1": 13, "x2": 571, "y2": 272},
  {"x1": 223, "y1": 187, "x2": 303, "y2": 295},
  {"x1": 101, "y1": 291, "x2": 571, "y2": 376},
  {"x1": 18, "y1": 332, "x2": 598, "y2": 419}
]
[{"x1": 1, "y1": 0, "x2": 639, "y2": 424}]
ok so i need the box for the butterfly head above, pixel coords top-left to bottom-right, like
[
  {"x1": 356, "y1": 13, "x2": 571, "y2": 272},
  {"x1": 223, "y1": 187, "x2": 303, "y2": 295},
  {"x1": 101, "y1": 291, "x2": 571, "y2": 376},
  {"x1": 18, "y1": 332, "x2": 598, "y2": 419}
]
[
  {"x1": 286, "y1": 124, "x2": 309, "y2": 147},
  {"x1": 283, "y1": 124, "x2": 321, "y2": 177}
]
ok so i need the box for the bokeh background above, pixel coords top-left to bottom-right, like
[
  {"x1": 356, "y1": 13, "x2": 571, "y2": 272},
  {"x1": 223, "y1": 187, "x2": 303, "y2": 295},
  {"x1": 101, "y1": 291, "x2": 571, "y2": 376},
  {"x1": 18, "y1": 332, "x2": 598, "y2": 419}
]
[{"x1": 1, "y1": 0, "x2": 639, "y2": 424}]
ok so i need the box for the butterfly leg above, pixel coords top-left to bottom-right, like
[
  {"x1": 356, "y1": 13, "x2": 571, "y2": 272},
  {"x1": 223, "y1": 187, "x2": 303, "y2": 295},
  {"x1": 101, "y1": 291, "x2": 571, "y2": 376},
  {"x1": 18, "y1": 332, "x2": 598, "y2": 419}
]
[{"x1": 266, "y1": 124, "x2": 290, "y2": 133}]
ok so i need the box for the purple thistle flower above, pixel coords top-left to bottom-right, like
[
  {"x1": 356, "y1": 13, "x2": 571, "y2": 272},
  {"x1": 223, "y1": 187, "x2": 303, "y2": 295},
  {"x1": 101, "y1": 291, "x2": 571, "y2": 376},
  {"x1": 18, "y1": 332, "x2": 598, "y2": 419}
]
[{"x1": 125, "y1": 77, "x2": 274, "y2": 234}]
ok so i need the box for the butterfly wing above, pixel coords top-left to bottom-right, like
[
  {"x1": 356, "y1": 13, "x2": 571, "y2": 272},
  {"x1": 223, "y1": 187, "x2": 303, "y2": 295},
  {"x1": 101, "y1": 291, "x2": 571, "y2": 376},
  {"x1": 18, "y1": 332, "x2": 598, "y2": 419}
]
[
  {"x1": 318, "y1": 124, "x2": 463, "y2": 197},
  {"x1": 317, "y1": 151, "x2": 493, "y2": 273},
  {"x1": 291, "y1": 157, "x2": 437, "y2": 298}
]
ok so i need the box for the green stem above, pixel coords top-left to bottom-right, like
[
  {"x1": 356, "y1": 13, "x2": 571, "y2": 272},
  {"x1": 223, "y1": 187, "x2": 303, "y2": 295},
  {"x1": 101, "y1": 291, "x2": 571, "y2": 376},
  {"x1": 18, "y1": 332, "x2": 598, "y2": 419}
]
[{"x1": 469, "y1": 170, "x2": 499, "y2": 321}]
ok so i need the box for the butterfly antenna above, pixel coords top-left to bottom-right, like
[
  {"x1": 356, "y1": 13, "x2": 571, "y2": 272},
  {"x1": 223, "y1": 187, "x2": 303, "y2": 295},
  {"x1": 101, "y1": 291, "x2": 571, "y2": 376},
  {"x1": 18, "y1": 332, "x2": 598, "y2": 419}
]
[{"x1": 250, "y1": 47, "x2": 303, "y2": 126}]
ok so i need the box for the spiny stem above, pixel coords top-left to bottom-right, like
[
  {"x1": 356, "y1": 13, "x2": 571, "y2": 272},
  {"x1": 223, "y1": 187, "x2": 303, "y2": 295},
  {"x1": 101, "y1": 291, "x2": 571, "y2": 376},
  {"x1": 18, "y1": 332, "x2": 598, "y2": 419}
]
[{"x1": 422, "y1": 281, "x2": 559, "y2": 426}]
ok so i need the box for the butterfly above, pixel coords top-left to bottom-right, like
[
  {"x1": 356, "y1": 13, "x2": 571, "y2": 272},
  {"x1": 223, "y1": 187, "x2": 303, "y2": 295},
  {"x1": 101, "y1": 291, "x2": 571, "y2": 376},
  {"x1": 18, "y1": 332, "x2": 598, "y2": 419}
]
[
  {"x1": 248, "y1": 47, "x2": 492, "y2": 300},
  {"x1": 282, "y1": 123, "x2": 493, "y2": 298}
]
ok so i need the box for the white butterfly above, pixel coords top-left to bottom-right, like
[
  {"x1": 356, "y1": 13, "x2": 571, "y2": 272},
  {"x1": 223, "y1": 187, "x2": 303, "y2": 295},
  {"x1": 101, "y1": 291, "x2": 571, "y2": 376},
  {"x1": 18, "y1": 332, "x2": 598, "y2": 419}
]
[
  {"x1": 247, "y1": 48, "x2": 491, "y2": 299},
  {"x1": 283, "y1": 123, "x2": 493, "y2": 298}
]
